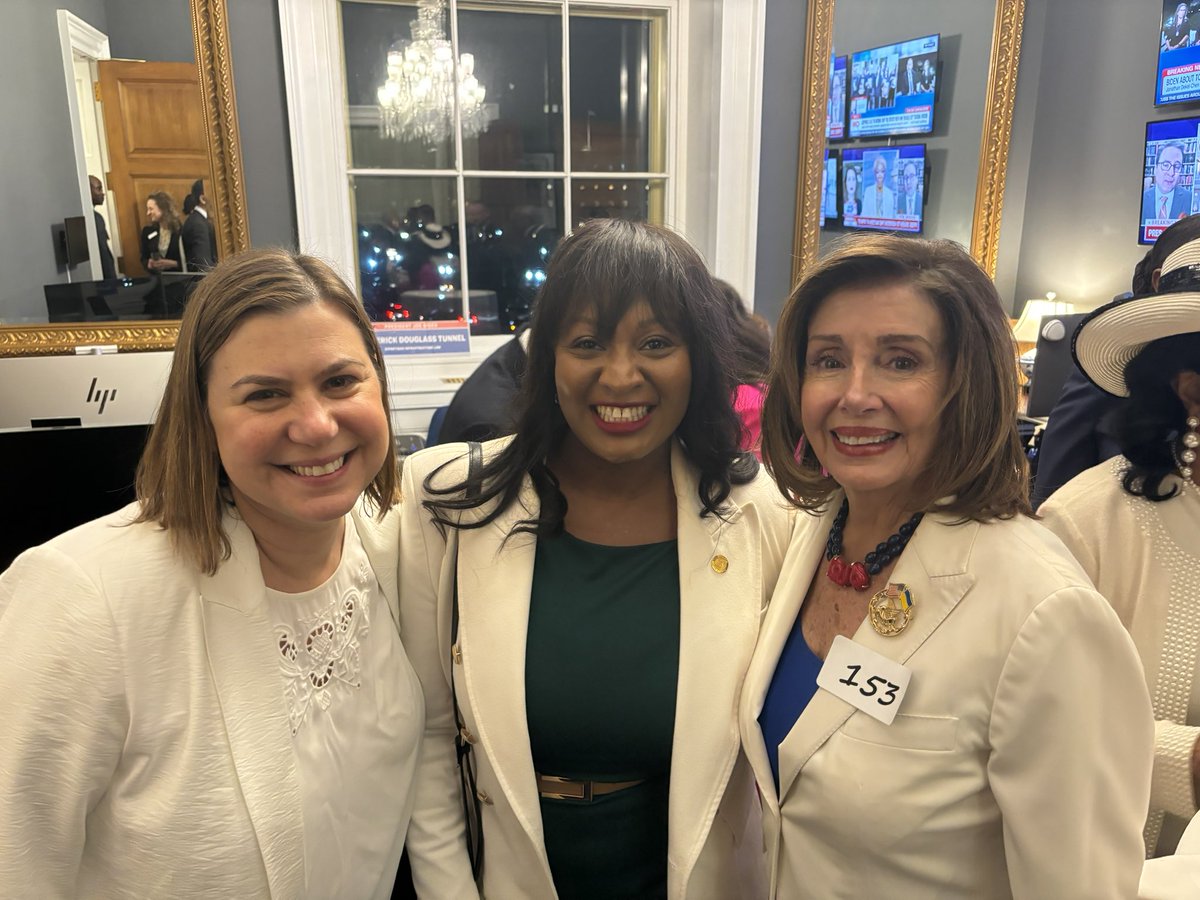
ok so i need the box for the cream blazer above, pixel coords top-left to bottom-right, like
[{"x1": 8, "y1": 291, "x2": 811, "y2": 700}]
[
  {"x1": 1041, "y1": 457, "x2": 1200, "y2": 852},
  {"x1": 0, "y1": 501, "x2": 473, "y2": 899},
  {"x1": 740, "y1": 499, "x2": 1154, "y2": 899},
  {"x1": 398, "y1": 438, "x2": 795, "y2": 900}
]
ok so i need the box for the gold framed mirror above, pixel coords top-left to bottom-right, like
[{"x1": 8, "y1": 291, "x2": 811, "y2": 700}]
[
  {"x1": 0, "y1": 0, "x2": 249, "y2": 358},
  {"x1": 791, "y1": 0, "x2": 1025, "y2": 284}
]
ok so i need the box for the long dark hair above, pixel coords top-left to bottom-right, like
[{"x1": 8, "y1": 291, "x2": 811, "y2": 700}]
[
  {"x1": 422, "y1": 218, "x2": 758, "y2": 536},
  {"x1": 1114, "y1": 332, "x2": 1200, "y2": 501}
]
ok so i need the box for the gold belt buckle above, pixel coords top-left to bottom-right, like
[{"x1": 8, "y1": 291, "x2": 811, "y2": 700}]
[{"x1": 538, "y1": 774, "x2": 592, "y2": 801}]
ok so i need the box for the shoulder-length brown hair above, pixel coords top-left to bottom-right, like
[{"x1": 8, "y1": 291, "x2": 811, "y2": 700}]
[
  {"x1": 135, "y1": 247, "x2": 398, "y2": 574},
  {"x1": 148, "y1": 191, "x2": 182, "y2": 232},
  {"x1": 761, "y1": 234, "x2": 1031, "y2": 520}
]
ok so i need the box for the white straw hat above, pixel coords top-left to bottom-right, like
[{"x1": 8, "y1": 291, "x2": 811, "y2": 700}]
[{"x1": 1073, "y1": 239, "x2": 1200, "y2": 397}]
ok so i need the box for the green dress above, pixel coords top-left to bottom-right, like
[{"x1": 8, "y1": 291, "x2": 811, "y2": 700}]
[{"x1": 525, "y1": 531, "x2": 681, "y2": 900}]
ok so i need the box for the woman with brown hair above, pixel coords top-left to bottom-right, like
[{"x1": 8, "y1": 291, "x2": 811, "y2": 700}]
[
  {"x1": 139, "y1": 190, "x2": 185, "y2": 274},
  {"x1": 741, "y1": 234, "x2": 1153, "y2": 897},
  {"x1": 0, "y1": 248, "x2": 475, "y2": 898}
]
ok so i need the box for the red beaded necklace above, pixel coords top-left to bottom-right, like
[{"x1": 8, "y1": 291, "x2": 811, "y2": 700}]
[{"x1": 824, "y1": 498, "x2": 924, "y2": 592}]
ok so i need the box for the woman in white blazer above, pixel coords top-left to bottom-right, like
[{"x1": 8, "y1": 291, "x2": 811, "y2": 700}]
[
  {"x1": 0, "y1": 249, "x2": 474, "y2": 899},
  {"x1": 741, "y1": 234, "x2": 1154, "y2": 899},
  {"x1": 399, "y1": 219, "x2": 794, "y2": 899},
  {"x1": 1041, "y1": 238, "x2": 1200, "y2": 859}
]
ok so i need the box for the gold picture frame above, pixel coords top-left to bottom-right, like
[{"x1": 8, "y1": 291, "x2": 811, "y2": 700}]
[
  {"x1": 0, "y1": 0, "x2": 249, "y2": 358},
  {"x1": 791, "y1": 0, "x2": 1026, "y2": 285}
]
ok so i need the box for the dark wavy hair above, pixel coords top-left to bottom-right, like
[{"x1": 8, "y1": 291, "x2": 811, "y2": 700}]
[
  {"x1": 1113, "y1": 332, "x2": 1200, "y2": 501},
  {"x1": 761, "y1": 233, "x2": 1032, "y2": 520},
  {"x1": 714, "y1": 278, "x2": 772, "y2": 384},
  {"x1": 422, "y1": 218, "x2": 758, "y2": 535}
]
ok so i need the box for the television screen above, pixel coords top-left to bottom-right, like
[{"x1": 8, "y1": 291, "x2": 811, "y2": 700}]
[
  {"x1": 1140, "y1": 116, "x2": 1199, "y2": 244},
  {"x1": 826, "y1": 55, "x2": 848, "y2": 140},
  {"x1": 822, "y1": 149, "x2": 839, "y2": 222},
  {"x1": 842, "y1": 144, "x2": 926, "y2": 234},
  {"x1": 1156, "y1": 1, "x2": 1200, "y2": 105},
  {"x1": 848, "y1": 34, "x2": 939, "y2": 139}
]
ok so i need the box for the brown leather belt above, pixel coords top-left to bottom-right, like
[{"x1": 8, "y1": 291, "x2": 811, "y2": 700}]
[{"x1": 536, "y1": 773, "x2": 646, "y2": 801}]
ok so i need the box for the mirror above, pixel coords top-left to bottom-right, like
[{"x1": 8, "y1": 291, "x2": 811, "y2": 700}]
[
  {"x1": 790, "y1": 0, "x2": 1024, "y2": 282},
  {"x1": 0, "y1": 0, "x2": 248, "y2": 358}
]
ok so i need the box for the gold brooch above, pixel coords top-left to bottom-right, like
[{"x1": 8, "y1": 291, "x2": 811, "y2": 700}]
[{"x1": 869, "y1": 582, "x2": 915, "y2": 636}]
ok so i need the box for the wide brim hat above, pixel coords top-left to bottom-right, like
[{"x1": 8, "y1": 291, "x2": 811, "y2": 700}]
[
  {"x1": 415, "y1": 223, "x2": 451, "y2": 250},
  {"x1": 1073, "y1": 239, "x2": 1200, "y2": 397}
]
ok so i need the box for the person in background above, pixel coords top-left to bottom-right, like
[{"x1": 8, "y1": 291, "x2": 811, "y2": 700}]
[
  {"x1": 0, "y1": 248, "x2": 476, "y2": 898},
  {"x1": 843, "y1": 165, "x2": 861, "y2": 217},
  {"x1": 713, "y1": 278, "x2": 771, "y2": 458},
  {"x1": 89, "y1": 174, "x2": 116, "y2": 281},
  {"x1": 400, "y1": 219, "x2": 794, "y2": 899},
  {"x1": 745, "y1": 233, "x2": 1152, "y2": 898},
  {"x1": 182, "y1": 178, "x2": 218, "y2": 271},
  {"x1": 140, "y1": 191, "x2": 184, "y2": 274},
  {"x1": 860, "y1": 156, "x2": 895, "y2": 217},
  {"x1": 1040, "y1": 236, "x2": 1200, "y2": 859},
  {"x1": 1032, "y1": 213, "x2": 1200, "y2": 507},
  {"x1": 434, "y1": 326, "x2": 529, "y2": 445},
  {"x1": 1164, "y1": 2, "x2": 1193, "y2": 50},
  {"x1": 1142, "y1": 143, "x2": 1193, "y2": 223},
  {"x1": 898, "y1": 161, "x2": 923, "y2": 218}
]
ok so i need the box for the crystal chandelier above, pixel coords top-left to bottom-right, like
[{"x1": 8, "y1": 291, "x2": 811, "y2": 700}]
[{"x1": 376, "y1": 0, "x2": 489, "y2": 145}]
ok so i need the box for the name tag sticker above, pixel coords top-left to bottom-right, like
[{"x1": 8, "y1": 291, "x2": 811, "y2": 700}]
[{"x1": 817, "y1": 634, "x2": 912, "y2": 724}]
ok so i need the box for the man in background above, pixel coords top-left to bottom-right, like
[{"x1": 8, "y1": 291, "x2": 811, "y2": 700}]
[
  {"x1": 1141, "y1": 142, "x2": 1193, "y2": 222},
  {"x1": 88, "y1": 175, "x2": 116, "y2": 281},
  {"x1": 181, "y1": 178, "x2": 217, "y2": 271},
  {"x1": 898, "y1": 161, "x2": 923, "y2": 218}
]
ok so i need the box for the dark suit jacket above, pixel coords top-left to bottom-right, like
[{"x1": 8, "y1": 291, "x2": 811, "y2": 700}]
[
  {"x1": 1141, "y1": 185, "x2": 1192, "y2": 221},
  {"x1": 181, "y1": 210, "x2": 217, "y2": 270},
  {"x1": 434, "y1": 332, "x2": 527, "y2": 445},
  {"x1": 93, "y1": 211, "x2": 116, "y2": 281},
  {"x1": 139, "y1": 224, "x2": 184, "y2": 271},
  {"x1": 1031, "y1": 367, "x2": 1125, "y2": 508}
]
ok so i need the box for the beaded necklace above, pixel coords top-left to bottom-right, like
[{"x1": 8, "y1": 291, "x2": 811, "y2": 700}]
[{"x1": 824, "y1": 497, "x2": 924, "y2": 592}]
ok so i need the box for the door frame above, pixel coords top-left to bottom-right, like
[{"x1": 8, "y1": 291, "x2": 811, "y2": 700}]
[{"x1": 58, "y1": 10, "x2": 111, "y2": 283}]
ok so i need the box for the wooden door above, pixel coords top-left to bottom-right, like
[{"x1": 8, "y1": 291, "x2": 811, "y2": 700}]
[{"x1": 98, "y1": 60, "x2": 213, "y2": 277}]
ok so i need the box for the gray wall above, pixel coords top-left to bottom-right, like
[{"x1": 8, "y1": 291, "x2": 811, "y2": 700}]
[
  {"x1": 0, "y1": 0, "x2": 109, "y2": 323},
  {"x1": 753, "y1": 0, "x2": 807, "y2": 324},
  {"x1": 1002, "y1": 0, "x2": 1167, "y2": 313},
  {"x1": 106, "y1": 0, "x2": 193, "y2": 63},
  {"x1": 228, "y1": 0, "x2": 298, "y2": 249}
]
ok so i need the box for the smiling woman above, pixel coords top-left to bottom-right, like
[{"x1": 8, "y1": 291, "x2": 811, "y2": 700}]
[
  {"x1": 0, "y1": 248, "x2": 476, "y2": 898},
  {"x1": 397, "y1": 219, "x2": 795, "y2": 899}
]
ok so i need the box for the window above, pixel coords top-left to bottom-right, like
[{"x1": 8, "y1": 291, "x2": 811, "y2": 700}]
[{"x1": 340, "y1": 0, "x2": 670, "y2": 338}]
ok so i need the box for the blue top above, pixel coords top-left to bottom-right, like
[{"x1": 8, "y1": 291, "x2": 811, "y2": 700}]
[{"x1": 758, "y1": 611, "x2": 825, "y2": 793}]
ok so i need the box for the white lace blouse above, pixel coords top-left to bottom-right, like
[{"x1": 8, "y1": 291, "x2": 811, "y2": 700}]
[{"x1": 265, "y1": 521, "x2": 424, "y2": 898}]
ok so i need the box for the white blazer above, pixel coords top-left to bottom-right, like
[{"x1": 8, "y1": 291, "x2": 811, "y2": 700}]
[
  {"x1": 399, "y1": 438, "x2": 795, "y2": 899},
  {"x1": 740, "y1": 499, "x2": 1154, "y2": 899},
  {"x1": 0, "y1": 501, "x2": 472, "y2": 899}
]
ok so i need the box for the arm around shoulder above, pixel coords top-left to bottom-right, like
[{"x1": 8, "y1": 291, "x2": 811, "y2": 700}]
[
  {"x1": 987, "y1": 585, "x2": 1153, "y2": 899},
  {"x1": 0, "y1": 547, "x2": 129, "y2": 898},
  {"x1": 397, "y1": 450, "x2": 479, "y2": 898}
]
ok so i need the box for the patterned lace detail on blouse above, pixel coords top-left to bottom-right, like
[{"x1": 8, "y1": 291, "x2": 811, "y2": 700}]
[{"x1": 275, "y1": 558, "x2": 374, "y2": 735}]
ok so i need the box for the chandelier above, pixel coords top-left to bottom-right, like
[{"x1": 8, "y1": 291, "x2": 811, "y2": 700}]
[{"x1": 376, "y1": 0, "x2": 489, "y2": 145}]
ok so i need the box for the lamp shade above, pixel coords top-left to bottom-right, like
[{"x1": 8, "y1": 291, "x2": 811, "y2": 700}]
[{"x1": 1012, "y1": 298, "x2": 1076, "y2": 343}]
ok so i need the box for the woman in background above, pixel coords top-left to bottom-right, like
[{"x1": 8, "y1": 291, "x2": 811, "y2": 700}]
[
  {"x1": 743, "y1": 233, "x2": 1152, "y2": 898},
  {"x1": 400, "y1": 219, "x2": 794, "y2": 898},
  {"x1": 1041, "y1": 237, "x2": 1200, "y2": 859},
  {"x1": 0, "y1": 248, "x2": 474, "y2": 898},
  {"x1": 140, "y1": 190, "x2": 184, "y2": 274},
  {"x1": 843, "y1": 165, "x2": 861, "y2": 217}
]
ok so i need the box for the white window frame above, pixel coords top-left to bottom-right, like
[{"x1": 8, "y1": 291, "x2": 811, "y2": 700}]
[{"x1": 279, "y1": 0, "x2": 763, "y2": 398}]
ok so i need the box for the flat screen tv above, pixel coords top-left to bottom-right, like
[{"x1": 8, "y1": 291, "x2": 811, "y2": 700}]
[
  {"x1": 1139, "y1": 116, "x2": 1199, "y2": 244},
  {"x1": 848, "y1": 34, "x2": 939, "y2": 139},
  {"x1": 826, "y1": 54, "x2": 847, "y2": 140},
  {"x1": 1156, "y1": 1, "x2": 1200, "y2": 104},
  {"x1": 841, "y1": 144, "x2": 926, "y2": 234},
  {"x1": 822, "y1": 148, "x2": 839, "y2": 223}
]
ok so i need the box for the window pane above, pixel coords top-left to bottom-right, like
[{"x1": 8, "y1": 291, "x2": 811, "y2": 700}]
[
  {"x1": 457, "y1": 4, "x2": 563, "y2": 172},
  {"x1": 352, "y1": 175, "x2": 462, "y2": 324},
  {"x1": 569, "y1": 11, "x2": 666, "y2": 173},
  {"x1": 572, "y1": 177, "x2": 664, "y2": 229},
  {"x1": 342, "y1": 1, "x2": 455, "y2": 169},
  {"x1": 462, "y1": 178, "x2": 563, "y2": 333}
]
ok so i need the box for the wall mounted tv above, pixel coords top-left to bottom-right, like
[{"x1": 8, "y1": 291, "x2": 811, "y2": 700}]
[
  {"x1": 1139, "y1": 116, "x2": 1200, "y2": 244},
  {"x1": 826, "y1": 54, "x2": 847, "y2": 140},
  {"x1": 848, "y1": 34, "x2": 939, "y2": 139},
  {"x1": 1156, "y1": 1, "x2": 1200, "y2": 104},
  {"x1": 841, "y1": 144, "x2": 926, "y2": 234},
  {"x1": 822, "y1": 148, "x2": 839, "y2": 223}
]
